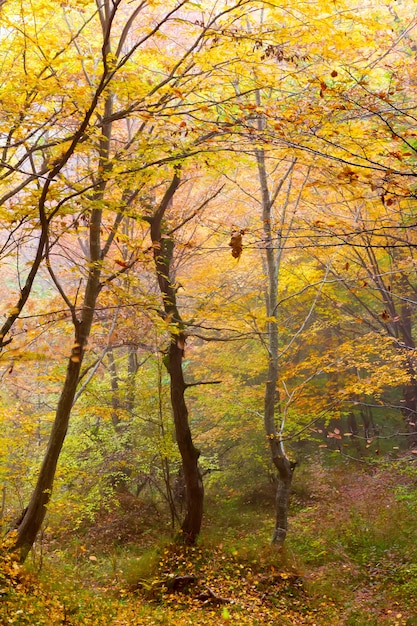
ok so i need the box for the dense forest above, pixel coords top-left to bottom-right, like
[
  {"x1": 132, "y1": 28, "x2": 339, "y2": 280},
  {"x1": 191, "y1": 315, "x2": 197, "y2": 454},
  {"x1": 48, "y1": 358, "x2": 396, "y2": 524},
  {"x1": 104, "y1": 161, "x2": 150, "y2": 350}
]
[{"x1": 1, "y1": 0, "x2": 417, "y2": 623}]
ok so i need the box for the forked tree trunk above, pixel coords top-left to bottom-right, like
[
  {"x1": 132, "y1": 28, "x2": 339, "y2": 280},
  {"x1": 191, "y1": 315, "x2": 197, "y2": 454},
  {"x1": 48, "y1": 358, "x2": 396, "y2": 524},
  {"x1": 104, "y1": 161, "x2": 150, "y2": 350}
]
[{"x1": 150, "y1": 171, "x2": 204, "y2": 544}]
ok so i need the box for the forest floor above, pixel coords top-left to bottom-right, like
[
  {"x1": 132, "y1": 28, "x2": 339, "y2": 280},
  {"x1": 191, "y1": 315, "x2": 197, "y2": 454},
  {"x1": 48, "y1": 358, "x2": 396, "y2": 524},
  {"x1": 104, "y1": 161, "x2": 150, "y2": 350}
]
[{"x1": 2, "y1": 458, "x2": 417, "y2": 625}]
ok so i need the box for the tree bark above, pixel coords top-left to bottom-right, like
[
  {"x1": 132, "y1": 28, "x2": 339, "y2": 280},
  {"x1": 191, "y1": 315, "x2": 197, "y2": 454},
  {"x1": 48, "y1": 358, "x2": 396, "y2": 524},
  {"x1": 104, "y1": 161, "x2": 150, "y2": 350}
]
[
  {"x1": 255, "y1": 136, "x2": 297, "y2": 546},
  {"x1": 271, "y1": 456, "x2": 296, "y2": 546},
  {"x1": 14, "y1": 67, "x2": 113, "y2": 559},
  {"x1": 150, "y1": 171, "x2": 204, "y2": 545},
  {"x1": 15, "y1": 358, "x2": 83, "y2": 559},
  {"x1": 167, "y1": 330, "x2": 203, "y2": 543},
  {"x1": 15, "y1": 211, "x2": 102, "y2": 561}
]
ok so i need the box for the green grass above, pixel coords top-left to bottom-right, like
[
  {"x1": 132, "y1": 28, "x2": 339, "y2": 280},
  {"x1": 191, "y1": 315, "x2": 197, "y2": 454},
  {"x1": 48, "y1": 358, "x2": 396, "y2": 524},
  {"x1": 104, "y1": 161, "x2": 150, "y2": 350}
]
[{"x1": 2, "y1": 461, "x2": 417, "y2": 624}]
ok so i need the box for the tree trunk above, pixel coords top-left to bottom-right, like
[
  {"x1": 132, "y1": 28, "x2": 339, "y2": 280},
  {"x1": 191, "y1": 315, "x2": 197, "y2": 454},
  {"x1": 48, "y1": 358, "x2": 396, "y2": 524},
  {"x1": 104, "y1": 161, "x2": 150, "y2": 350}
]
[
  {"x1": 167, "y1": 334, "x2": 203, "y2": 544},
  {"x1": 126, "y1": 345, "x2": 138, "y2": 415},
  {"x1": 15, "y1": 206, "x2": 102, "y2": 561},
  {"x1": 15, "y1": 356, "x2": 84, "y2": 560},
  {"x1": 150, "y1": 171, "x2": 203, "y2": 545},
  {"x1": 399, "y1": 300, "x2": 417, "y2": 439},
  {"x1": 271, "y1": 456, "x2": 295, "y2": 546},
  {"x1": 108, "y1": 348, "x2": 122, "y2": 429},
  {"x1": 14, "y1": 85, "x2": 111, "y2": 559},
  {"x1": 107, "y1": 348, "x2": 134, "y2": 492},
  {"x1": 255, "y1": 138, "x2": 297, "y2": 546}
]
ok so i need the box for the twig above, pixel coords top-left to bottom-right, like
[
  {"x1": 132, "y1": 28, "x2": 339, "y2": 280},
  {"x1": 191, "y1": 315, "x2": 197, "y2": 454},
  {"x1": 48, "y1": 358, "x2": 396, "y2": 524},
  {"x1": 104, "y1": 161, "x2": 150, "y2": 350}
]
[
  {"x1": 185, "y1": 380, "x2": 222, "y2": 388},
  {"x1": 198, "y1": 585, "x2": 233, "y2": 605}
]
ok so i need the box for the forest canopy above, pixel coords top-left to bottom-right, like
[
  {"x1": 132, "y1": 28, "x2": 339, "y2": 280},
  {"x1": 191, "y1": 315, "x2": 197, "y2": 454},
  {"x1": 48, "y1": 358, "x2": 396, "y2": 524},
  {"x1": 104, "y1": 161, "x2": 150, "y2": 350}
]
[{"x1": 1, "y1": 0, "x2": 417, "y2": 623}]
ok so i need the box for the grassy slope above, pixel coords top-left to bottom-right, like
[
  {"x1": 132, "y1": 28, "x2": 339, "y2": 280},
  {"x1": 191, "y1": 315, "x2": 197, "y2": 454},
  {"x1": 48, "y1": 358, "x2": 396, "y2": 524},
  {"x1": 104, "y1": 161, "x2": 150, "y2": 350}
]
[{"x1": 1, "y1": 459, "x2": 417, "y2": 625}]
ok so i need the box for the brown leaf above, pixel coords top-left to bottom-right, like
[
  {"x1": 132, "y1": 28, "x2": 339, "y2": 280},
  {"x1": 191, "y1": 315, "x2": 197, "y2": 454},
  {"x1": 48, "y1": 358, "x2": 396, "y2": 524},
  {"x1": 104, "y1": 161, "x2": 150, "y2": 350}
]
[{"x1": 229, "y1": 230, "x2": 244, "y2": 259}]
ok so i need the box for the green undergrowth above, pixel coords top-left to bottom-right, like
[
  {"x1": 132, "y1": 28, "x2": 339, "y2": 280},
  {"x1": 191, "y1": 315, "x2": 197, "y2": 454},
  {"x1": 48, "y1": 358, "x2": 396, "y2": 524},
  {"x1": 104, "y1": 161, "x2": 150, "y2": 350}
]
[{"x1": 1, "y1": 460, "x2": 417, "y2": 625}]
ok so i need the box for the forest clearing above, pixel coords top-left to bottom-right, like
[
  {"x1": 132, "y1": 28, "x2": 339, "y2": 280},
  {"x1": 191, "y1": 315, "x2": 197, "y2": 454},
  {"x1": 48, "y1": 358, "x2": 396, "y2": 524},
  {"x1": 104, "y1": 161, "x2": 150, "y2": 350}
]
[{"x1": 1, "y1": 0, "x2": 417, "y2": 624}]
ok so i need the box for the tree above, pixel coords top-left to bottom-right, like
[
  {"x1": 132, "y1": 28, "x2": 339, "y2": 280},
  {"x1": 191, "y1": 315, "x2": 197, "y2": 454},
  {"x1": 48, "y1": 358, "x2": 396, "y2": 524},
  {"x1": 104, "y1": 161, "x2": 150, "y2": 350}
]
[
  {"x1": 4, "y1": 0, "x2": 261, "y2": 558},
  {"x1": 3, "y1": 0, "x2": 417, "y2": 562},
  {"x1": 256, "y1": 154, "x2": 314, "y2": 545},
  {"x1": 148, "y1": 170, "x2": 203, "y2": 544},
  {"x1": 9, "y1": 0, "x2": 201, "y2": 560}
]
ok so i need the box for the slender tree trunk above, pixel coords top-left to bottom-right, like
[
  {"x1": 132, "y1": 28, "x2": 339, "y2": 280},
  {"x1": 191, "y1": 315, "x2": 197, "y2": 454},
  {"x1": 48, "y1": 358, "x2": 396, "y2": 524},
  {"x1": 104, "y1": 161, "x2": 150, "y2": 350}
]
[
  {"x1": 150, "y1": 171, "x2": 204, "y2": 545},
  {"x1": 107, "y1": 348, "x2": 134, "y2": 492},
  {"x1": 398, "y1": 299, "x2": 417, "y2": 439},
  {"x1": 271, "y1": 456, "x2": 295, "y2": 545},
  {"x1": 126, "y1": 345, "x2": 138, "y2": 415},
  {"x1": 255, "y1": 140, "x2": 296, "y2": 546},
  {"x1": 265, "y1": 348, "x2": 296, "y2": 545},
  {"x1": 15, "y1": 358, "x2": 83, "y2": 559},
  {"x1": 15, "y1": 211, "x2": 102, "y2": 560},
  {"x1": 14, "y1": 81, "x2": 112, "y2": 560},
  {"x1": 108, "y1": 348, "x2": 122, "y2": 429}
]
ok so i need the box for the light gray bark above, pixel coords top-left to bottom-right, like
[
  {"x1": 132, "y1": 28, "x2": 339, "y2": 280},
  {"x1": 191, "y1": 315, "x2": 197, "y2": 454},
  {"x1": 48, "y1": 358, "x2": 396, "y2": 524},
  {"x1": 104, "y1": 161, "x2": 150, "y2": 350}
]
[{"x1": 255, "y1": 128, "x2": 297, "y2": 546}]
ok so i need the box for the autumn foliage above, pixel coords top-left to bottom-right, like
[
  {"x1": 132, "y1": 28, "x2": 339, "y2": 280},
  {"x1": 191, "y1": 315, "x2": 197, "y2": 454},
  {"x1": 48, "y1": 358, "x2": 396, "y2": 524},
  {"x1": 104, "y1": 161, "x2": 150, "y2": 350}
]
[{"x1": 0, "y1": 0, "x2": 417, "y2": 622}]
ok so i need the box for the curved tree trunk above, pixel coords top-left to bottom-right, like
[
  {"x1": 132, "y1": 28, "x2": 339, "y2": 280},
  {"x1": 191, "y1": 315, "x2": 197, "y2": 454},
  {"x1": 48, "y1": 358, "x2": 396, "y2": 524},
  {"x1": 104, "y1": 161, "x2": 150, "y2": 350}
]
[
  {"x1": 15, "y1": 358, "x2": 84, "y2": 558},
  {"x1": 150, "y1": 171, "x2": 204, "y2": 545},
  {"x1": 167, "y1": 331, "x2": 204, "y2": 543}
]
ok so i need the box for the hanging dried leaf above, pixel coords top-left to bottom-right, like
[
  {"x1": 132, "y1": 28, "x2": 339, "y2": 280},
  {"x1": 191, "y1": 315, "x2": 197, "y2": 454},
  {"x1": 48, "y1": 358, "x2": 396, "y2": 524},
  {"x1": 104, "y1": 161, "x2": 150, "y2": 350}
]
[{"x1": 229, "y1": 230, "x2": 244, "y2": 259}]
